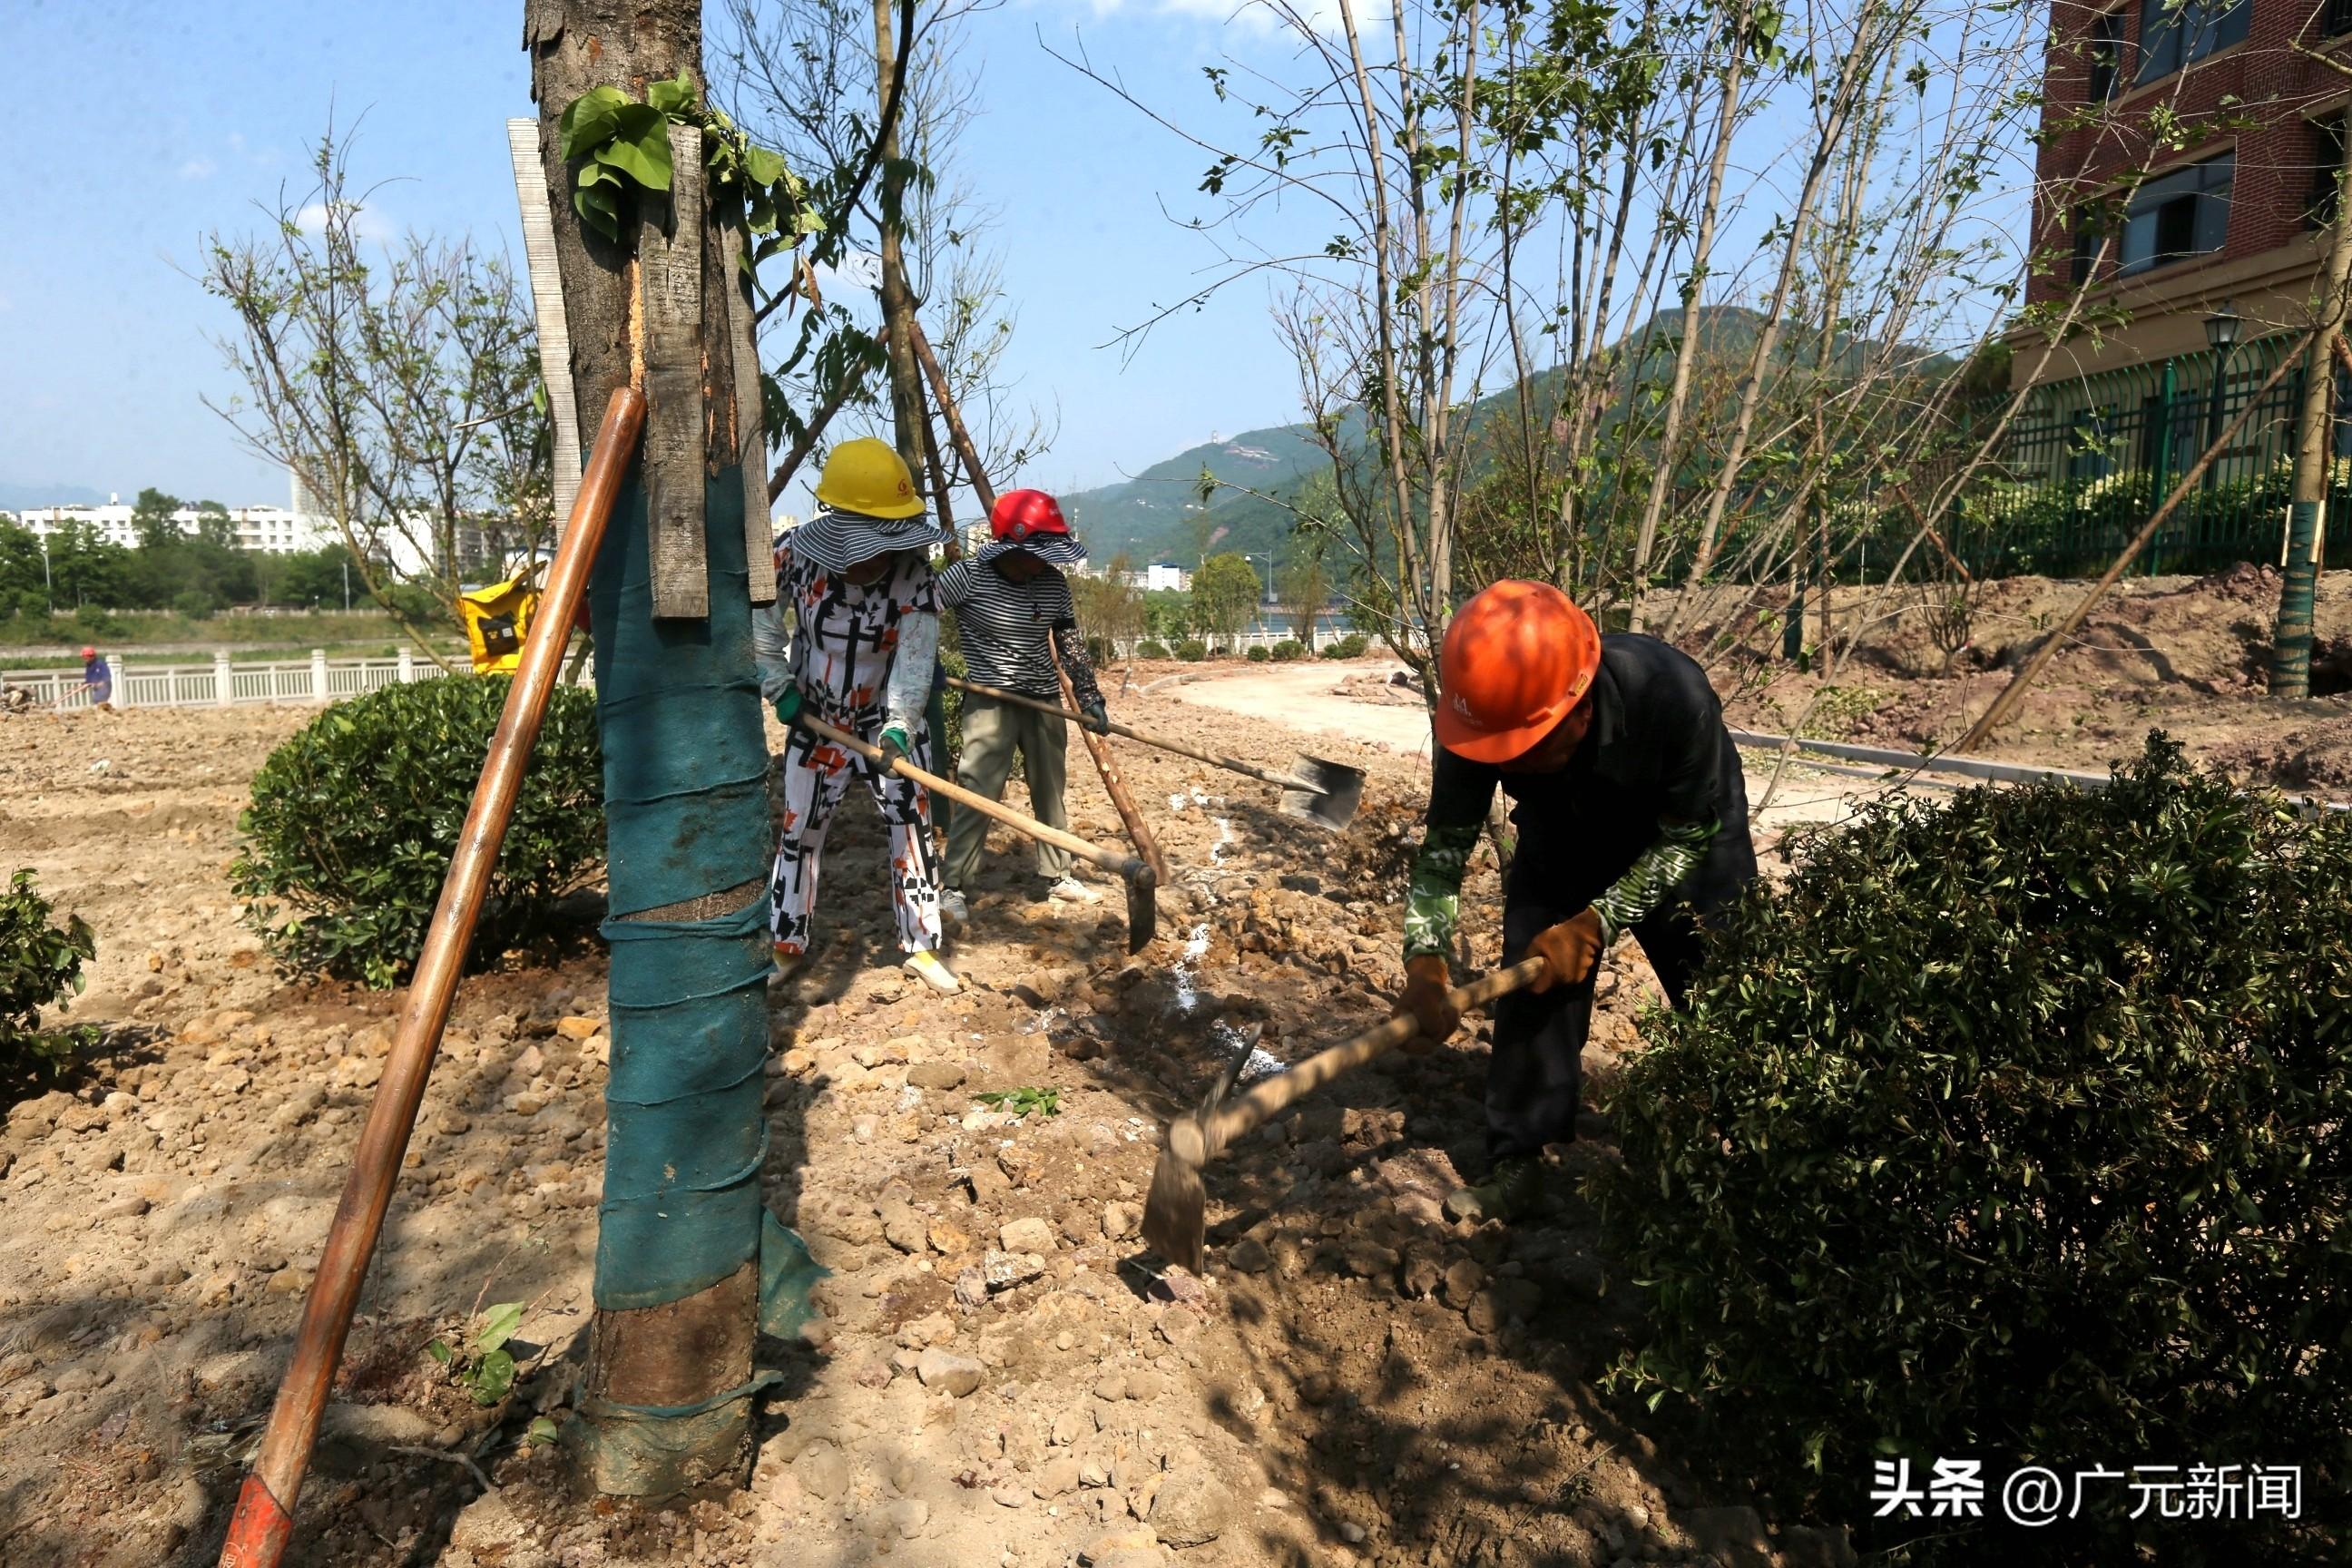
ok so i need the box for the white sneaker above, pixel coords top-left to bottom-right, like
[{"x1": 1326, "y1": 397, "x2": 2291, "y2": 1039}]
[
  {"x1": 770, "y1": 944, "x2": 805, "y2": 980},
  {"x1": 1046, "y1": 876, "x2": 1102, "y2": 905},
  {"x1": 904, "y1": 949, "x2": 963, "y2": 995},
  {"x1": 938, "y1": 888, "x2": 969, "y2": 925}
]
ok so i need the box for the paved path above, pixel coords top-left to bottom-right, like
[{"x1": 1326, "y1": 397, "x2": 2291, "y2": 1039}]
[{"x1": 1162, "y1": 660, "x2": 1933, "y2": 848}]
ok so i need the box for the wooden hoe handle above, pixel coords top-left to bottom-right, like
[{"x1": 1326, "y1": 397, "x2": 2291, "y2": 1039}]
[
  {"x1": 1203, "y1": 958, "x2": 1548, "y2": 1153},
  {"x1": 220, "y1": 387, "x2": 647, "y2": 1568},
  {"x1": 797, "y1": 714, "x2": 1146, "y2": 880},
  {"x1": 947, "y1": 677, "x2": 1321, "y2": 794}
]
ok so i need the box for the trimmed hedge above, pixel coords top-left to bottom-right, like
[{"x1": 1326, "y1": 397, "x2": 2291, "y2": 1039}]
[
  {"x1": 1596, "y1": 736, "x2": 2352, "y2": 1564},
  {"x1": 1136, "y1": 639, "x2": 1171, "y2": 660},
  {"x1": 1175, "y1": 640, "x2": 1208, "y2": 662},
  {"x1": 1246, "y1": 645, "x2": 1270, "y2": 662},
  {"x1": 1319, "y1": 632, "x2": 1369, "y2": 659},
  {"x1": 1269, "y1": 639, "x2": 1307, "y2": 662},
  {"x1": 233, "y1": 676, "x2": 605, "y2": 987}
]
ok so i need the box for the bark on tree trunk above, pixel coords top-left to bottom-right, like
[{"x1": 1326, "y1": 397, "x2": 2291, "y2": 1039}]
[
  {"x1": 2271, "y1": 129, "x2": 2352, "y2": 696},
  {"x1": 872, "y1": 0, "x2": 927, "y2": 471},
  {"x1": 527, "y1": 0, "x2": 769, "y2": 1495}
]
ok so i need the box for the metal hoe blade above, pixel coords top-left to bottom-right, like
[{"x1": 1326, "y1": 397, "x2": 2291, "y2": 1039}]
[
  {"x1": 1139, "y1": 1027, "x2": 1261, "y2": 1273},
  {"x1": 1122, "y1": 866, "x2": 1159, "y2": 955},
  {"x1": 1279, "y1": 755, "x2": 1367, "y2": 832}
]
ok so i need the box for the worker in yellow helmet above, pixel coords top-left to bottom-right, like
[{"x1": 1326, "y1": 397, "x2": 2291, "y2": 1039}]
[{"x1": 751, "y1": 436, "x2": 959, "y2": 995}]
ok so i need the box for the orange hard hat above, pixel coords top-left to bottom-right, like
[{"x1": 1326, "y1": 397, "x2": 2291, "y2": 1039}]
[{"x1": 1432, "y1": 581, "x2": 1601, "y2": 763}]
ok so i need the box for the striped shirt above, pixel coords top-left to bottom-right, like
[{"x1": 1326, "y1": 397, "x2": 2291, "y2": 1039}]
[{"x1": 936, "y1": 558, "x2": 1102, "y2": 709}]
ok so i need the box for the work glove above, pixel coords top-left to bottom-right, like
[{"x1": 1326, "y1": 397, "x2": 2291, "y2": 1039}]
[
  {"x1": 1080, "y1": 697, "x2": 1110, "y2": 734},
  {"x1": 878, "y1": 720, "x2": 913, "y2": 761},
  {"x1": 1528, "y1": 908, "x2": 1606, "y2": 993},
  {"x1": 1395, "y1": 954, "x2": 1459, "y2": 1054},
  {"x1": 772, "y1": 686, "x2": 804, "y2": 729}
]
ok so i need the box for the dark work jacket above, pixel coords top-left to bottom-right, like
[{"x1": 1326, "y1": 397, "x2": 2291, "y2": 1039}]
[{"x1": 1423, "y1": 632, "x2": 1756, "y2": 915}]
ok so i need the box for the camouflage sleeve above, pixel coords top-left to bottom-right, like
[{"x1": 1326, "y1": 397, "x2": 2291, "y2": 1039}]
[
  {"x1": 1403, "y1": 821, "x2": 1484, "y2": 963},
  {"x1": 1590, "y1": 817, "x2": 1719, "y2": 944}
]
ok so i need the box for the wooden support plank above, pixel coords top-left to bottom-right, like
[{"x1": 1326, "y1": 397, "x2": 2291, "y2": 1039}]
[
  {"x1": 639, "y1": 122, "x2": 708, "y2": 621},
  {"x1": 721, "y1": 222, "x2": 778, "y2": 604},
  {"x1": 507, "y1": 119, "x2": 583, "y2": 535}
]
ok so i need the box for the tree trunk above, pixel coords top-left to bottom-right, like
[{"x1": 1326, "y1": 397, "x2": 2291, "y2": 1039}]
[
  {"x1": 2271, "y1": 132, "x2": 2352, "y2": 695},
  {"x1": 872, "y1": 0, "x2": 927, "y2": 471},
  {"x1": 1626, "y1": 10, "x2": 1746, "y2": 632},
  {"x1": 528, "y1": 0, "x2": 775, "y2": 1496}
]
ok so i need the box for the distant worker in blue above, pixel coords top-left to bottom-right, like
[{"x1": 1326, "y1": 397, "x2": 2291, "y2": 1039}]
[{"x1": 79, "y1": 646, "x2": 114, "y2": 711}]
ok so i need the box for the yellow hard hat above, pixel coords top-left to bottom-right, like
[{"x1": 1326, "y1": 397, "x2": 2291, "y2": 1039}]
[{"x1": 814, "y1": 436, "x2": 925, "y2": 519}]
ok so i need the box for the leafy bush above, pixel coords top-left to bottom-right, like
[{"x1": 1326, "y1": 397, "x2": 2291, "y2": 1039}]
[
  {"x1": 1319, "y1": 632, "x2": 1369, "y2": 659},
  {"x1": 1136, "y1": 640, "x2": 1171, "y2": 660},
  {"x1": 0, "y1": 871, "x2": 97, "y2": 1082},
  {"x1": 172, "y1": 588, "x2": 220, "y2": 621},
  {"x1": 1269, "y1": 639, "x2": 1307, "y2": 662},
  {"x1": 233, "y1": 675, "x2": 605, "y2": 987},
  {"x1": 1175, "y1": 639, "x2": 1208, "y2": 662},
  {"x1": 1597, "y1": 737, "x2": 2352, "y2": 1564},
  {"x1": 1246, "y1": 645, "x2": 1270, "y2": 662}
]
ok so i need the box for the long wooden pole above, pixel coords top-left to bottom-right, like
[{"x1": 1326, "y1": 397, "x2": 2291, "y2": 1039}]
[
  {"x1": 948, "y1": 676, "x2": 1329, "y2": 795},
  {"x1": 906, "y1": 318, "x2": 1171, "y2": 881},
  {"x1": 1955, "y1": 336, "x2": 2308, "y2": 753},
  {"x1": 219, "y1": 388, "x2": 645, "y2": 1568}
]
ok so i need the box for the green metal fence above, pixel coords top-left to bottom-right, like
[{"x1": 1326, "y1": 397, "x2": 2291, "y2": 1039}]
[{"x1": 1936, "y1": 331, "x2": 2352, "y2": 579}]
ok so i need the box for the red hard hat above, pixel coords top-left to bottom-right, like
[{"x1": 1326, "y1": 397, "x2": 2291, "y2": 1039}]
[
  {"x1": 80, "y1": 646, "x2": 97, "y2": 661},
  {"x1": 1432, "y1": 582, "x2": 1602, "y2": 764},
  {"x1": 989, "y1": 488, "x2": 1069, "y2": 543}
]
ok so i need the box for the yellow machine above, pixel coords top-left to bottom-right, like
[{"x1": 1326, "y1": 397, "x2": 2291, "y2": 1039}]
[{"x1": 457, "y1": 565, "x2": 543, "y2": 674}]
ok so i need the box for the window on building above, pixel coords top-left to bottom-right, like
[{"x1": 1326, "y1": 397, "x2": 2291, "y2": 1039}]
[
  {"x1": 2070, "y1": 201, "x2": 2112, "y2": 283},
  {"x1": 2118, "y1": 152, "x2": 2232, "y2": 274},
  {"x1": 2134, "y1": 0, "x2": 2249, "y2": 84},
  {"x1": 2087, "y1": 10, "x2": 2126, "y2": 102},
  {"x1": 2310, "y1": 115, "x2": 2348, "y2": 230}
]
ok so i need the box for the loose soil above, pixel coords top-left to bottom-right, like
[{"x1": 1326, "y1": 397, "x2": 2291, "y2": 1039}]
[{"x1": 15, "y1": 554, "x2": 2323, "y2": 1568}]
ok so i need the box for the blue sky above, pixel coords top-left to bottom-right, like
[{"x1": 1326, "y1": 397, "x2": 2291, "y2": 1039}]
[{"x1": 2, "y1": 0, "x2": 1315, "y2": 510}]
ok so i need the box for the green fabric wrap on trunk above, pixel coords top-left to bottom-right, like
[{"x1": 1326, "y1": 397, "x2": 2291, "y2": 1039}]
[{"x1": 587, "y1": 466, "x2": 821, "y2": 1326}]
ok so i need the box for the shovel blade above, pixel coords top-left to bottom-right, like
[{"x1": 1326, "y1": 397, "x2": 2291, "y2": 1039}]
[
  {"x1": 1141, "y1": 1137, "x2": 1207, "y2": 1275},
  {"x1": 1279, "y1": 755, "x2": 1366, "y2": 832},
  {"x1": 1122, "y1": 866, "x2": 1159, "y2": 955}
]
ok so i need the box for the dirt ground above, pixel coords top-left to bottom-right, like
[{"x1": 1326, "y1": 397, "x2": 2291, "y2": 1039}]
[
  {"x1": 1701, "y1": 562, "x2": 2352, "y2": 796},
  {"x1": 0, "y1": 567, "x2": 2328, "y2": 1568}
]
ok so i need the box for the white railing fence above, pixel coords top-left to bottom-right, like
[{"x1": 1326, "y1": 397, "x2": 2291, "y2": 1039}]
[
  {"x1": 5, "y1": 622, "x2": 1365, "y2": 712},
  {"x1": 1, "y1": 648, "x2": 479, "y2": 712}
]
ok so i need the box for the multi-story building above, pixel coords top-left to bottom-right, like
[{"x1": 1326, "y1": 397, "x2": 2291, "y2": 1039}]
[
  {"x1": 2005, "y1": 0, "x2": 2352, "y2": 569},
  {"x1": 8, "y1": 499, "x2": 332, "y2": 554}
]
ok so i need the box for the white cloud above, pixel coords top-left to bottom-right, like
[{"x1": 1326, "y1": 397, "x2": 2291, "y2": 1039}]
[
  {"x1": 295, "y1": 200, "x2": 396, "y2": 243},
  {"x1": 178, "y1": 157, "x2": 215, "y2": 181}
]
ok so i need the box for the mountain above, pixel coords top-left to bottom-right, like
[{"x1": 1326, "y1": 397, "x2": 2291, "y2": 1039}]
[
  {"x1": 1059, "y1": 305, "x2": 1952, "y2": 570},
  {"x1": 1060, "y1": 422, "x2": 1331, "y2": 567},
  {"x1": 0, "y1": 482, "x2": 106, "y2": 511}
]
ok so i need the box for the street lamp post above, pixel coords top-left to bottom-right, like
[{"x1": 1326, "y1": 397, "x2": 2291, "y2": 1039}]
[{"x1": 2200, "y1": 300, "x2": 2241, "y2": 495}]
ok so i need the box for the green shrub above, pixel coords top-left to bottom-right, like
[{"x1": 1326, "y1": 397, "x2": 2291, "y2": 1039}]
[
  {"x1": 1319, "y1": 632, "x2": 1369, "y2": 659},
  {"x1": 0, "y1": 871, "x2": 98, "y2": 1082},
  {"x1": 1175, "y1": 639, "x2": 1208, "y2": 662},
  {"x1": 1246, "y1": 645, "x2": 1270, "y2": 663},
  {"x1": 1269, "y1": 639, "x2": 1307, "y2": 662},
  {"x1": 233, "y1": 675, "x2": 605, "y2": 987},
  {"x1": 1136, "y1": 640, "x2": 1171, "y2": 660},
  {"x1": 1596, "y1": 736, "x2": 2352, "y2": 1564},
  {"x1": 172, "y1": 588, "x2": 220, "y2": 621}
]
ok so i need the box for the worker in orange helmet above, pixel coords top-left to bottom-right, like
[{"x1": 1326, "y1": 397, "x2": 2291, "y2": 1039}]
[{"x1": 1393, "y1": 581, "x2": 1756, "y2": 1222}]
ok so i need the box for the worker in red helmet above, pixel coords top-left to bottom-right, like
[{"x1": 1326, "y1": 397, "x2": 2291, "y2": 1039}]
[
  {"x1": 1393, "y1": 582, "x2": 1756, "y2": 1222},
  {"x1": 935, "y1": 488, "x2": 1108, "y2": 920}
]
